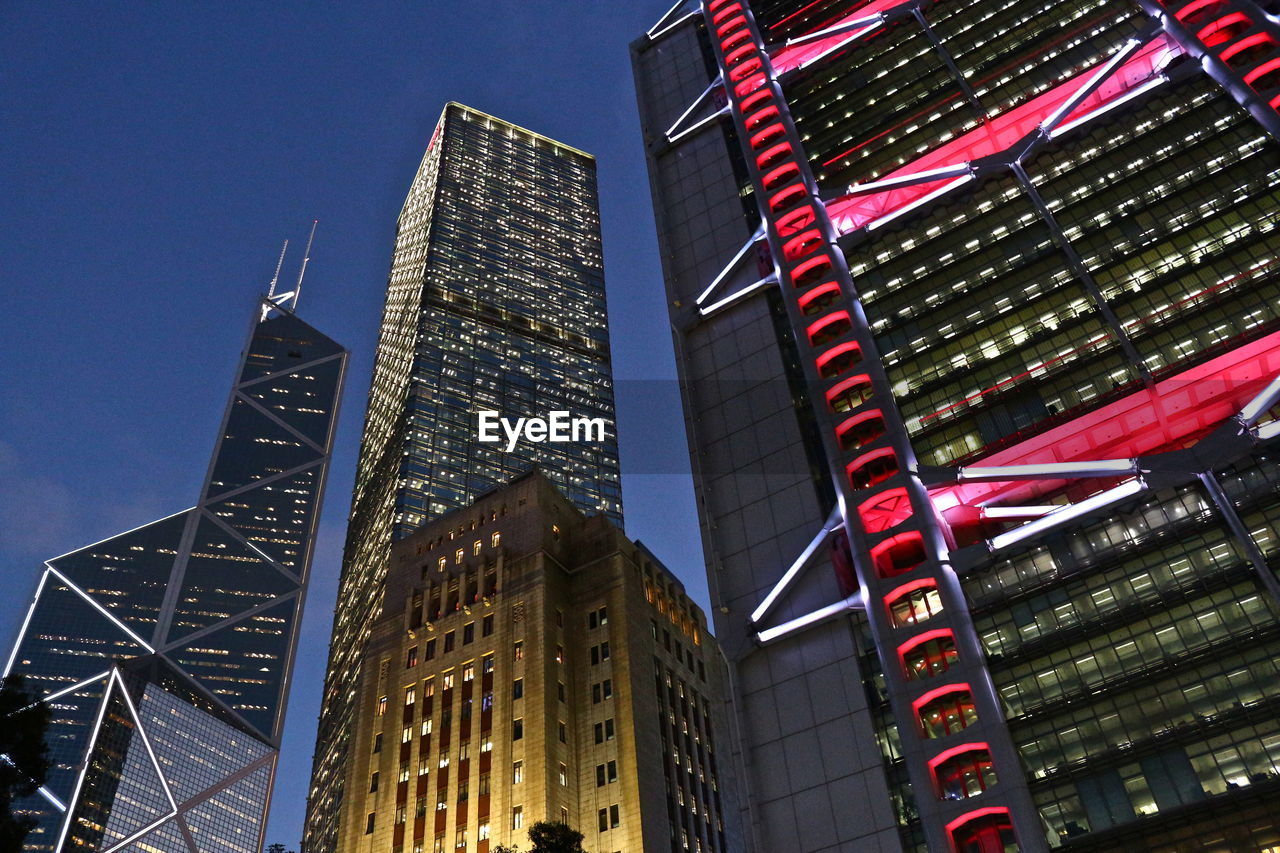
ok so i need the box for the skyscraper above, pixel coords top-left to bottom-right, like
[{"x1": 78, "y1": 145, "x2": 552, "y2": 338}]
[
  {"x1": 634, "y1": 1, "x2": 1280, "y2": 850},
  {"x1": 336, "y1": 471, "x2": 740, "y2": 853},
  {"x1": 306, "y1": 103, "x2": 623, "y2": 853},
  {"x1": 4, "y1": 295, "x2": 346, "y2": 853}
]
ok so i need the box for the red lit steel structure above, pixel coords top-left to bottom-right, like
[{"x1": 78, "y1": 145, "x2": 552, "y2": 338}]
[{"x1": 635, "y1": 0, "x2": 1280, "y2": 849}]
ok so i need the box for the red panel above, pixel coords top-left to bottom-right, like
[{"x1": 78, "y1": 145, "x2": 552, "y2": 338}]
[
  {"x1": 930, "y1": 330, "x2": 1280, "y2": 515},
  {"x1": 945, "y1": 806, "x2": 1012, "y2": 833},
  {"x1": 929, "y1": 741, "x2": 991, "y2": 770},
  {"x1": 847, "y1": 447, "x2": 899, "y2": 488},
  {"x1": 1219, "y1": 31, "x2": 1273, "y2": 61},
  {"x1": 884, "y1": 575, "x2": 938, "y2": 603},
  {"x1": 871, "y1": 529, "x2": 926, "y2": 573},
  {"x1": 826, "y1": 36, "x2": 1181, "y2": 235},
  {"x1": 898, "y1": 627, "x2": 956, "y2": 662},
  {"x1": 836, "y1": 410, "x2": 887, "y2": 449},
  {"x1": 1174, "y1": 0, "x2": 1229, "y2": 22},
  {"x1": 855, "y1": 481, "x2": 916, "y2": 527},
  {"x1": 1198, "y1": 12, "x2": 1253, "y2": 47},
  {"x1": 912, "y1": 682, "x2": 973, "y2": 712},
  {"x1": 1244, "y1": 56, "x2": 1280, "y2": 84}
]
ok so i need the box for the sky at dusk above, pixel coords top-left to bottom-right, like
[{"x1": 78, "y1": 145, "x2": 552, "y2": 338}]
[{"x1": 0, "y1": 3, "x2": 707, "y2": 847}]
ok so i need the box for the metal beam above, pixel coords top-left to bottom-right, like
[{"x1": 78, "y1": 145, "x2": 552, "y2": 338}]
[
  {"x1": 750, "y1": 507, "x2": 842, "y2": 625},
  {"x1": 988, "y1": 479, "x2": 1145, "y2": 551},
  {"x1": 757, "y1": 593, "x2": 864, "y2": 645}
]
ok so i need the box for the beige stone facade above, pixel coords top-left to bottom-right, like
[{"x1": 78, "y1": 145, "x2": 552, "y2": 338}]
[{"x1": 335, "y1": 472, "x2": 739, "y2": 853}]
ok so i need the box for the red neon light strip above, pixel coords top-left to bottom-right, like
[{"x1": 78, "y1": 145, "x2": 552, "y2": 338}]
[
  {"x1": 1220, "y1": 31, "x2": 1274, "y2": 61},
  {"x1": 1174, "y1": 0, "x2": 1228, "y2": 22},
  {"x1": 922, "y1": 333, "x2": 1113, "y2": 426},
  {"x1": 912, "y1": 682, "x2": 973, "y2": 711},
  {"x1": 770, "y1": 0, "x2": 908, "y2": 76},
  {"x1": 929, "y1": 329, "x2": 1280, "y2": 514},
  {"x1": 767, "y1": 0, "x2": 829, "y2": 32},
  {"x1": 826, "y1": 36, "x2": 1179, "y2": 234},
  {"x1": 928, "y1": 741, "x2": 991, "y2": 769},
  {"x1": 1245, "y1": 56, "x2": 1280, "y2": 84},
  {"x1": 920, "y1": 257, "x2": 1278, "y2": 430},
  {"x1": 945, "y1": 807, "x2": 1012, "y2": 835}
]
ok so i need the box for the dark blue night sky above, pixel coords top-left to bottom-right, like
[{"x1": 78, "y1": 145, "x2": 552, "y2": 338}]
[{"x1": 0, "y1": 3, "x2": 707, "y2": 847}]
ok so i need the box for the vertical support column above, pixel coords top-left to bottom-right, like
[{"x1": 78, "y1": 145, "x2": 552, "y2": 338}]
[{"x1": 701, "y1": 1, "x2": 1047, "y2": 850}]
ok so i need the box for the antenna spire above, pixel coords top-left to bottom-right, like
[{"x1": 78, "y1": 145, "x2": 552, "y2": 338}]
[
  {"x1": 267, "y1": 239, "x2": 289, "y2": 299},
  {"x1": 262, "y1": 222, "x2": 316, "y2": 318},
  {"x1": 294, "y1": 219, "x2": 318, "y2": 307}
]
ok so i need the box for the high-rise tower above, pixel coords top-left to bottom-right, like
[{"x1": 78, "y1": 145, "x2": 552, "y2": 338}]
[
  {"x1": 305, "y1": 103, "x2": 623, "y2": 853},
  {"x1": 4, "y1": 294, "x2": 346, "y2": 853},
  {"x1": 634, "y1": 1, "x2": 1280, "y2": 850},
  {"x1": 336, "y1": 472, "x2": 740, "y2": 853}
]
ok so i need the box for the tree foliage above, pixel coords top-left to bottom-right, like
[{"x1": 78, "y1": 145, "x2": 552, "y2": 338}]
[
  {"x1": 492, "y1": 820, "x2": 588, "y2": 853},
  {"x1": 0, "y1": 673, "x2": 52, "y2": 851}
]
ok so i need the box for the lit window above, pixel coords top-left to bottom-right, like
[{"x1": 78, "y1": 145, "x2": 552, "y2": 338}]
[
  {"x1": 935, "y1": 748, "x2": 998, "y2": 800},
  {"x1": 904, "y1": 635, "x2": 959, "y2": 680},
  {"x1": 889, "y1": 583, "x2": 944, "y2": 627},
  {"x1": 492, "y1": 532, "x2": 501, "y2": 547},
  {"x1": 512, "y1": 760, "x2": 523, "y2": 783}
]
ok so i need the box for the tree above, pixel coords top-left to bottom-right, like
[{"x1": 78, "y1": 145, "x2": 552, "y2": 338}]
[
  {"x1": 0, "y1": 673, "x2": 52, "y2": 851},
  {"x1": 493, "y1": 820, "x2": 588, "y2": 853},
  {"x1": 264, "y1": 845, "x2": 296, "y2": 853}
]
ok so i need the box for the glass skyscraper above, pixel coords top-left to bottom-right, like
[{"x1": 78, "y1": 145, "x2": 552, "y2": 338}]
[
  {"x1": 634, "y1": 0, "x2": 1280, "y2": 850},
  {"x1": 305, "y1": 103, "x2": 623, "y2": 853},
  {"x1": 4, "y1": 297, "x2": 346, "y2": 853}
]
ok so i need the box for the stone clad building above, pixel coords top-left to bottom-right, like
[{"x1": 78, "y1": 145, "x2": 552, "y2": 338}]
[{"x1": 338, "y1": 472, "x2": 743, "y2": 853}]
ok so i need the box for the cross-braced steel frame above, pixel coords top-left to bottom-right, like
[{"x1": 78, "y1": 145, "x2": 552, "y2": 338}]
[{"x1": 648, "y1": 0, "x2": 1280, "y2": 847}]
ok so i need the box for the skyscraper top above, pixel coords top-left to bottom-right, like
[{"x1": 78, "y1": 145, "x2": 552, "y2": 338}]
[{"x1": 440, "y1": 101, "x2": 595, "y2": 160}]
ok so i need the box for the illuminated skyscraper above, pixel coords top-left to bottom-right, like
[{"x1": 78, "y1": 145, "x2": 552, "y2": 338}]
[
  {"x1": 4, "y1": 296, "x2": 346, "y2": 853},
  {"x1": 305, "y1": 103, "x2": 623, "y2": 853},
  {"x1": 634, "y1": 0, "x2": 1280, "y2": 850},
  {"x1": 335, "y1": 472, "x2": 739, "y2": 853}
]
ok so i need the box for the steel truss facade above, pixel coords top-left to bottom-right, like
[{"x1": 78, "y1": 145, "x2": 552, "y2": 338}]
[
  {"x1": 634, "y1": 0, "x2": 1280, "y2": 849},
  {"x1": 3, "y1": 299, "x2": 346, "y2": 853}
]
